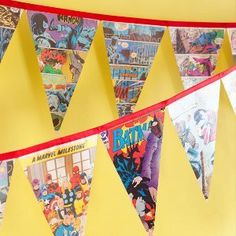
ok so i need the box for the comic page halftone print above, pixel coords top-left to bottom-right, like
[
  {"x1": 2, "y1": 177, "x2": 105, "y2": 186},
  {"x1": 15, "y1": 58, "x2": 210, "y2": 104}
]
[
  {"x1": 168, "y1": 81, "x2": 221, "y2": 199},
  {"x1": 222, "y1": 70, "x2": 236, "y2": 114},
  {"x1": 0, "y1": 160, "x2": 14, "y2": 225},
  {"x1": 103, "y1": 21, "x2": 165, "y2": 117},
  {"x1": 19, "y1": 135, "x2": 97, "y2": 236},
  {"x1": 227, "y1": 29, "x2": 236, "y2": 62},
  {"x1": 169, "y1": 27, "x2": 224, "y2": 89},
  {"x1": 27, "y1": 11, "x2": 98, "y2": 130},
  {"x1": 100, "y1": 109, "x2": 165, "y2": 235},
  {"x1": 0, "y1": 6, "x2": 22, "y2": 62}
]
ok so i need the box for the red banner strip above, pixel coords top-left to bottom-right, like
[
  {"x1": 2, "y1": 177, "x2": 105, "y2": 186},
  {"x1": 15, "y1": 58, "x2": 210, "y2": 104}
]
[
  {"x1": 0, "y1": 0, "x2": 236, "y2": 27},
  {"x1": 0, "y1": 65, "x2": 235, "y2": 161}
]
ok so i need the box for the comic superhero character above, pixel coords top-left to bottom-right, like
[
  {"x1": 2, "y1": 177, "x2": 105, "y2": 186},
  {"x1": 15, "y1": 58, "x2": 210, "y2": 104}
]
[
  {"x1": 32, "y1": 178, "x2": 41, "y2": 199},
  {"x1": 74, "y1": 185, "x2": 84, "y2": 217},
  {"x1": 69, "y1": 51, "x2": 84, "y2": 83},
  {"x1": 54, "y1": 212, "x2": 78, "y2": 236},
  {"x1": 70, "y1": 166, "x2": 81, "y2": 189},
  {"x1": 46, "y1": 173, "x2": 61, "y2": 195},
  {"x1": 80, "y1": 173, "x2": 89, "y2": 192},
  {"x1": 30, "y1": 13, "x2": 56, "y2": 48},
  {"x1": 107, "y1": 36, "x2": 119, "y2": 64},
  {"x1": 61, "y1": 179, "x2": 76, "y2": 216}
]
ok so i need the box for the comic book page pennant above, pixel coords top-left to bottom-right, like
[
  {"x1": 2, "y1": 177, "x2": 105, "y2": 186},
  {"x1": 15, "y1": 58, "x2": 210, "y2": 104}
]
[
  {"x1": 168, "y1": 81, "x2": 221, "y2": 199},
  {"x1": 221, "y1": 69, "x2": 236, "y2": 113},
  {"x1": 169, "y1": 27, "x2": 224, "y2": 89},
  {"x1": 227, "y1": 29, "x2": 236, "y2": 62},
  {"x1": 19, "y1": 135, "x2": 98, "y2": 236},
  {"x1": 0, "y1": 6, "x2": 22, "y2": 63},
  {"x1": 100, "y1": 109, "x2": 165, "y2": 235},
  {"x1": 0, "y1": 159, "x2": 15, "y2": 226},
  {"x1": 103, "y1": 21, "x2": 165, "y2": 117},
  {"x1": 27, "y1": 11, "x2": 98, "y2": 130}
]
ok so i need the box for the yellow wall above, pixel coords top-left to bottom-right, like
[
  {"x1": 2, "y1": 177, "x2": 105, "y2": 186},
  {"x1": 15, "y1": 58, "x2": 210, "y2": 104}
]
[{"x1": 0, "y1": 0, "x2": 236, "y2": 235}]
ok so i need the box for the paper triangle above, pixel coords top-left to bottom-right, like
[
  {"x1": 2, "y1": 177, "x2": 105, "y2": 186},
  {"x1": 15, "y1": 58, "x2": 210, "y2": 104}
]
[
  {"x1": 103, "y1": 21, "x2": 165, "y2": 117},
  {"x1": 100, "y1": 109, "x2": 165, "y2": 234},
  {"x1": 168, "y1": 81, "x2": 221, "y2": 199},
  {"x1": 0, "y1": 6, "x2": 22, "y2": 63},
  {"x1": 227, "y1": 29, "x2": 236, "y2": 62},
  {"x1": 19, "y1": 135, "x2": 98, "y2": 236},
  {"x1": 27, "y1": 11, "x2": 98, "y2": 130},
  {"x1": 169, "y1": 27, "x2": 224, "y2": 89}
]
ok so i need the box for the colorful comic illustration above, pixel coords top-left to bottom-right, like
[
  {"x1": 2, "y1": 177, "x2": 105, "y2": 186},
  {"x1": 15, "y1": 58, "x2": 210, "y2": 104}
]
[
  {"x1": 222, "y1": 70, "x2": 236, "y2": 113},
  {"x1": 0, "y1": 6, "x2": 21, "y2": 62},
  {"x1": 101, "y1": 109, "x2": 165, "y2": 235},
  {"x1": 27, "y1": 11, "x2": 98, "y2": 51},
  {"x1": 168, "y1": 81, "x2": 220, "y2": 199},
  {"x1": 27, "y1": 11, "x2": 98, "y2": 130},
  {"x1": 169, "y1": 28, "x2": 224, "y2": 54},
  {"x1": 227, "y1": 29, "x2": 236, "y2": 62},
  {"x1": 0, "y1": 160, "x2": 14, "y2": 225},
  {"x1": 169, "y1": 27, "x2": 224, "y2": 88},
  {"x1": 20, "y1": 135, "x2": 97, "y2": 236},
  {"x1": 103, "y1": 21, "x2": 165, "y2": 117}
]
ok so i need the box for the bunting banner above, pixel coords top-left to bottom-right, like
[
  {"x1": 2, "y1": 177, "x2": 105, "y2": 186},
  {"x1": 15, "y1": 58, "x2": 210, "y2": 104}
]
[
  {"x1": 27, "y1": 10, "x2": 98, "y2": 130},
  {"x1": 0, "y1": 5, "x2": 21, "y2": 62},
  {"x1": 100, "y1": 108, "x2": 165, "y2": 235},
  {"x1": 222, "y1": 69, "x2": 236, "y2": 113},
  {"x1": 103, "y1": 21, "x2": 165, "y2": 117},
  {"x1": 0, "y1": 159, "x2": 14, "y2": 226},
  {"x1": 227, "y1": 28, "x2": 236, "y2": 62},
  {"x1": 19, "y1": 135, "x2": 98, "y2": 236},
  {"x1": 168, "y1": 81, "x2": 221, "y2": 199},
  {"x1": 169, "y1": 27, "x2": 224, "y2": 89}
]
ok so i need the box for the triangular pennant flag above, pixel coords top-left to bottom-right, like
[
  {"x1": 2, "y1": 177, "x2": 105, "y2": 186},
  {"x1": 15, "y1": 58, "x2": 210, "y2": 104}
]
[
  {"x1": 103, "y1": 21, "x2": 165, "y2": 117},
  {"x1": 19, "y1": 135, "x2": 98, "y2": 236},
  {"x1": 27, "y1": 11, "x2": 98, "y2": 130},
  {"x1": 100, "y1": 109, "x2": 165, "y2": 234},
  {"x1": 0, "y1": 6, "x2": 22, "y2": 63},
  {"x1": 168, "y1": 81, "x2": 221, "y2": 199},
  {"x1": 0, "y1": 159, "x2": 14, "y2": 225},
  {"x1": 169, "y1": 27, "x2": 224, "y2": 89},
  {"x1": 222, "y1": 69, "x2": 236, "y2": 113},
  {"x1": 227, "y1": 28, "x2": 236, "y2": 62}
]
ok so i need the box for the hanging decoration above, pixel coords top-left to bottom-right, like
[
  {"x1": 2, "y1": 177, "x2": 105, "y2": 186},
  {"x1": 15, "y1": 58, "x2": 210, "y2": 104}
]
[
  {"x1": 27, "y1": 10, "x2": 98, "y2": 130},
  {"x1": 103, "y1": 21, "x2": 165, "y2": 117},
  {"x1": 169, "y1": 27, "x2": 224, "y2": 89}
]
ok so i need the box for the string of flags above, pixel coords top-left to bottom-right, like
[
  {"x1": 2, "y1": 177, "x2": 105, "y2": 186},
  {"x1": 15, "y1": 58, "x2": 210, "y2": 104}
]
[{"x1": 0, "y1": 1, "x2": 236, "y2": 236}]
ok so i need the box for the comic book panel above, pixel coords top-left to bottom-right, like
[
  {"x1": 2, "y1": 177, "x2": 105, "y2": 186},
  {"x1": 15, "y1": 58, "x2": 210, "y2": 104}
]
[
  {"x1": 114, "y1": 80, "x2": 145, "y2": 104},
  {"x1": 38, "y1": 48, "x2": 86, "y2": 83},
  {"x1": 222, "y1": 71, "x2": 236, "y2": 113},
  {"x1": 0, "y1": 160, "x2": 14, "y2": 225},
  {"x1": 0, "y1": 27, "x2": 14, "y2": 62},
  {"x1": 103, "y1": 21, "x2": 165, "y2": 43},
  {"x1": 20, "y1": 136, "x2": 97, "y2": 236},
  {"x1": 181, "y1": 77, "x2": 208, "y2": 89},
  {"x1": 169, "y1": 27, "x2": 224, "y2": 54},
  {"x1": 105, "y1": 38, "x2": 158, "y2": 66},
  {"x1": 117, "y1": 103, "x2": 135, "y2": 117},
  {"x1": 110, "y1": 65, "x2": 149, "y2": 81},
  {"x1": 227, "y1": 29, "x2": 236, "y2": 61},
  {"x1": 0, "y1": 6, "x2": 21, "y2": 29},
  {"x1": 101, "y1": 110, "x2": 165, "y2": 233},
  {"x1": 27, "y1": 11, "x2": 98, "y2": 51},
  {"x1": 176, "y1": 54, "x2": 217, "y2": 77},
  {"x1": 168, "y1": 81, "x2": 220, "y2": 199}
]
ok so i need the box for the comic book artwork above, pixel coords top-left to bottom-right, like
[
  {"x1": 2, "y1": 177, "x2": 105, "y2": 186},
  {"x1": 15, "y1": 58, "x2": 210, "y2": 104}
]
[
  {"x1": 0, "y1": 6, "x2": 21, "y2": 62},
  {"x1": 227, "y1": 29, "x2": 236, "y2": 62},
  {"x1": 169, "y1": 27, "x2": 224, "y2": 89},
  {"x1": 101, "y1": 109, "x2": 165, "y2": 235},
  {"x1": 103, "y1": 21, "x2": 165, "y2": 117},
  {"x1": 168, "y1": 81, "x2": 220, "y2": 199},
  {"x1": 0, "y1": 160, "x2": 14, "y2": 225},
  {"x1": 19, "y1": 135, "x2": 97, "y2": 236},
  {"x1": 27, "y1": 11, "x2": 98, "y2": 130},
  {"x1": 222, "y1": 70, "x2": 236, "y2": 113}
]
